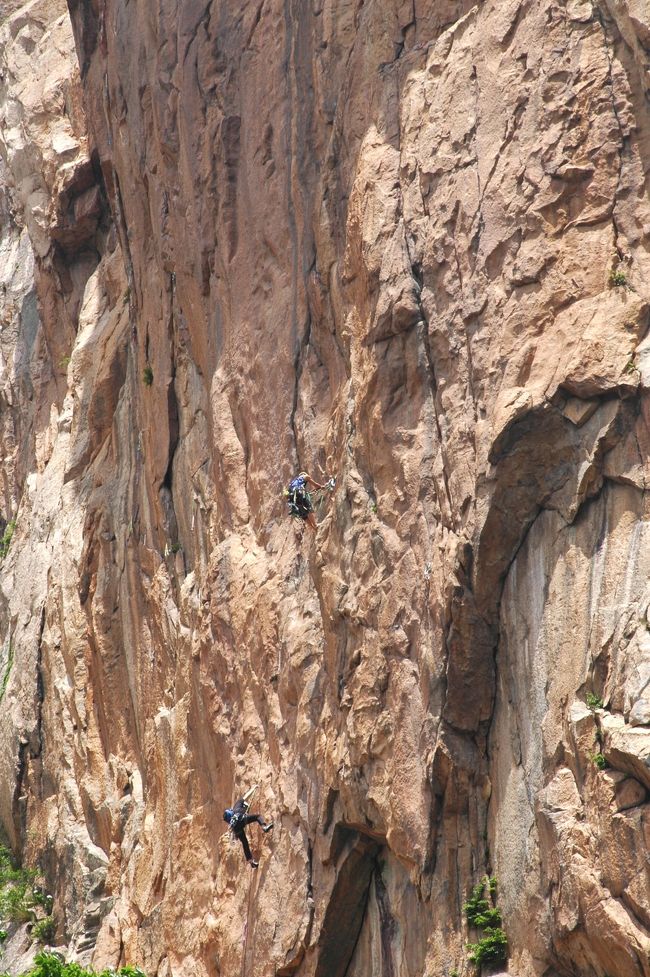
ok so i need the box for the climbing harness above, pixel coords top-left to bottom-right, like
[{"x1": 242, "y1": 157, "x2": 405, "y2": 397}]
[
  {"x1": 227, "y1": 784, "x2": 259, "y2": 839},
  {"x1": 284, "y1": 474, "x2": 336, "y2": 519},
  {"x1": 285, "y1": 475, "x2": 312, "y2": 519},
  {"x1": 229, "y1": 812, "x2": 244, "y2": 832}
]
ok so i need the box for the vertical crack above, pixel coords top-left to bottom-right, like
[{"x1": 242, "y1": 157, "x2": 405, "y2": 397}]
[
  {"x1": 34, "y1": 603, "x2": 46, "y2": 766},
  {"x1": 594, "y1": 5, "x2": 628, "y2": 259},
  {"x1": 341, "y1": 856, "x2": 378, "y2": 977},
  {"x1": 11, "y1": 604, "x2": 46, "y2": 843},
  {"x1": 290, "y1": 310, "x2": 312, "y2": 467},
  {"x1": 469, "y1": 64, "x2": 485, "y2": 266},
  {"x1": 393, "y1": 66, "x2": 457, "y2": 533}
]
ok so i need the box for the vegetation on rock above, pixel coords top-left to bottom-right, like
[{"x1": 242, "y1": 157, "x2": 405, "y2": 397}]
[
  {"x1": 586, "y1": 692, "x2": 604, "y2": 711},
  {"x1": 0, "y1": 844, "x2": 57, "y2": 963},
  {"x1": 0, "y1": 521, "x2": 15, "y2": 560},
  {"x1": 32, "y1": 916, "x2": 56, "y2": 944},
  {"x1": 464, "y1": 877, "x2": 508, "y2": 969},
  {"x1": 0, "y1": 846, "x2": 52, "y2": 926},
  {"x1": 609, "y1": 267, "x2": 628, "y2": 287},
  {"x1": 1, "y1": 952, "x2": 145, "y2": 977},
  {"x1": 467, "y1": 927, "x2": 509, "y2": 967}
]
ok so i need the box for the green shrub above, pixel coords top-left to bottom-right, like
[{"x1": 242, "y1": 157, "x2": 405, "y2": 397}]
[
  {"x1": 463, "y1": 881, "x2": 491, "y2": 927},
  {"x1": 0, "y1": 845, "x2": 50, "y2": 925},
  {"x1": 25, "y1": 954, "x2": 66, "y2": 977},
  {"x1": 142, "y1": 365, "x2": 153, "y2": 386},
  {"x1": 32, "y1": 917, "x2": 56, "y2": 944},
  {"x1": 467, "y1": 927, "x2": 508, "y2": 966},
  {"x1": 586, "y1": 693, "x2": 604, "y2": 711},
  {"x1": 471, "y1": 906, "x2": 502, "y2": 928},
  {"x1": 0, "y1": 521, "x2": 15, "y2": 559},
  {"x1": 609, "y1": 267, "x2": 627, "y2": 287},
  {"x1": 1, "y1": 883, "x2": 36, "y2": 922},
  {"x1": 0, "y1": 928, "x2": 6, "y2": 942},
  {"x1": 592, "y1": 752, "x2": 608, "y2": 770},
  {"x1": 464, "y1": 877, "x2": 508, "y2": 970},
  {"x1": 23, "y1": 952, "x2": 147, "y2": 977}
]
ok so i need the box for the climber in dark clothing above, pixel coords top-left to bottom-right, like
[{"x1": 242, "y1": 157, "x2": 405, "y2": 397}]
[
  {"x1": 223, "y1": 797, "x2": 274, "y2": 868},
  {"x1": 285, "y1": 471, "x2": 334, "y2": 530}
]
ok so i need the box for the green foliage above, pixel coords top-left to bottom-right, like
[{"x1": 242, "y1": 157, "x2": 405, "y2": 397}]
[
  {"x1": 463, "y1": 881, "x2": 491, "y2": 927},
  {"x1": 0, "y1": 845, "x2": 50, "y2": 926},
  {"x1": 472, "y1": 907, "x2": 502, "y2": 928},
  {"x1": 609, "y1": 267, "x2": 627, "y2": 287},
  {"x1": 467, "y1": 928, "x2": 508, "y2": 966},
  {"x1": 464, "y1": 877, "x2": 508, "y2": 970},
  {"x1": 591, "y1": 752, "x2": 608, "y2": 770},
  {"x1": 586, "y1": 692, "x2": 604, "y2": 711},
  {"x1": 32, "y1": 916, "x2": 56, "y2": 944},
  {"x1": 0, "y1": 928, "x2": 6, "y2": 942},
  {"x1": 142, "y1": 365, "x2": 153, "y2": 387},
  {"x1": 58, "y1": 356, "x2": 71, "y2": 372},
  {"x1": 18, "y1": 953, "x2": 146, "y2": 977},
  {"x1": 0, "y1": 521, "x2": 15, "y2": 559},
  {"x1": 1, "y1": 884, "x2": 36, "y2": 923}
]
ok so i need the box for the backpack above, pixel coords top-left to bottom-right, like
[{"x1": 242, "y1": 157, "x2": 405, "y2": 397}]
[
  {"x1": 229, "y1": 812, "x2": 244, "y2": 832},
  {"x1": 288, "y1": 475, "x2": 306, "y2": 495},
  {"x1": 286, "y1": 476, "x2": 311, "y2": 518}
]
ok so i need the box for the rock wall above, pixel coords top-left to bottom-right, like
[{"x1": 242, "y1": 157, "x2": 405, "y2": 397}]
[{"x1": 1, "y1": 0, "x2": 650, "y2": 975}]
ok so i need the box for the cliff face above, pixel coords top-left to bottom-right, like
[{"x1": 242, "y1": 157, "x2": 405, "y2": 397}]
[{"x1": 1, "y1": 0, "x2": 650, "y2": 975}]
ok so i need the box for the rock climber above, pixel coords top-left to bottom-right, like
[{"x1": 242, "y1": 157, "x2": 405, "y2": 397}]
[
  {"x1": 285, "y1": 471, "x2": 335, "y2": 530},
  {"x1": 223, "y1": 796, "x2": 274, "y2": 869}
]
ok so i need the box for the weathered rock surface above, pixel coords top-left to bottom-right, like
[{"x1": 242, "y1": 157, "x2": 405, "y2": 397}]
[{"x1": 1, "y1": 0, "x2": 650, "y2": 975}]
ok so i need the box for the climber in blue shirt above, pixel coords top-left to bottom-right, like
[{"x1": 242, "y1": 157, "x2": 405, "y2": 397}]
[{"x1": 285, "y1": 471, "x2": 335, "y2": 529}]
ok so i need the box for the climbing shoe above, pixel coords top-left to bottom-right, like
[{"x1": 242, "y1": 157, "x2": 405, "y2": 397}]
[
  {"x1": 249, "y1": 859, "x2": 259, "y2": 869},
  {"x1": 262, "y1": 822, "x2": 274, "y2": 833}
]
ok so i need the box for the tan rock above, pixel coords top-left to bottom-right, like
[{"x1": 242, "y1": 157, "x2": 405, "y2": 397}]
[
  {"x1": 0, "y1": 0, "x2": 650, "y2": 975},
  {"x1": 615, "y1": 778, "x2": 648, "y2": 811}
]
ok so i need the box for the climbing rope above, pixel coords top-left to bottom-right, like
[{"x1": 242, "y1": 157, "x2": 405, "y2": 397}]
[
  {"x1": 239, "y1": 867, "x2": 258, "y2": 977},
  {"x1": 238, "y1": 753, "x2": 265, "y2": 977}
]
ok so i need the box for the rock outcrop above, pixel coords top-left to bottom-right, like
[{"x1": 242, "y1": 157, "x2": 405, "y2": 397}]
[{"x1": 1, "y1": 0, "x2": 650, "y2": 975}]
